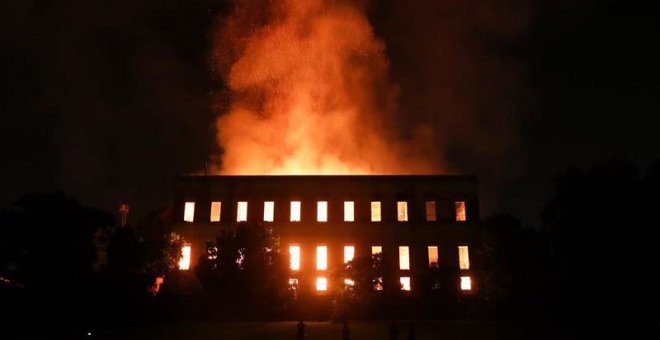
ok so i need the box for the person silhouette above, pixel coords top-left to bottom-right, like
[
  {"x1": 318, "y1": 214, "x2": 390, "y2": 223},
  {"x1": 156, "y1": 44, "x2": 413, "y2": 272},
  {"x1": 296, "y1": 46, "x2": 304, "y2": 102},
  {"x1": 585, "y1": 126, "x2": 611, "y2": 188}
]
[
  {"x1": 296, "y1": 320, "x2": 305, "y2": 340},
  {"x1": 342, "y1": 320, "x2": 350, "y2": 340}
]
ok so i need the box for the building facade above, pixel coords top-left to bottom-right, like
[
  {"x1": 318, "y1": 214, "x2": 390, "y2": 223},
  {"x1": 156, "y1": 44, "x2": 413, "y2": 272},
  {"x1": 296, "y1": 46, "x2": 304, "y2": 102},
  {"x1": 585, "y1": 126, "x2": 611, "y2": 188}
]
[{"x1": 172, "y1": 175, "x2": 480, "y2": 295}]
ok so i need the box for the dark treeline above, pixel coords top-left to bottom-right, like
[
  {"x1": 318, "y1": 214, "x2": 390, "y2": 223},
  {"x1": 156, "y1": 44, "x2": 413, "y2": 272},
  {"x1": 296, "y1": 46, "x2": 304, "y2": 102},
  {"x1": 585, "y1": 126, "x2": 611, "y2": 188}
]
[{"x1": 1, "y1": 159, "x2": 659, "y2": 338}]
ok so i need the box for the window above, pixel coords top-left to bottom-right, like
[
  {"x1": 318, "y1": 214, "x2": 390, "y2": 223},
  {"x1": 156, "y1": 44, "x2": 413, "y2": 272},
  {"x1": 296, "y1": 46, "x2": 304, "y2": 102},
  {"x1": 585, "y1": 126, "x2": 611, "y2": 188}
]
[
  {"x1": 371, "y1": 246, "x2": 383, "y2": 255},
  {"x1": 397, "y1": 201, "x2": 408, "y2": 221},
  {"x1": 375, "y1": 277, "x2": 383, "y2": 291},
  {"x1": 289, "y1": 245, "x2": 301, "y2": 271},
  {"x1": 290, "y1": 201, "x2": 301, "y2": 222},
  {"x1": 317, "y1": 201, "x2": 327, "y2": 222},
  {"x1": 344, "y1": 246, "x2": 355, "y2": 264},
  {"x1": 428, "y1": 246, "x2": 439, "y2": 267},
  {"x1": 344, "y1": 279, "x2": 355, "y2": 287},
  {"x1": 237, "y1": 201, "x2": 248, "y2": 222},
  {"x1": 183, "y1": 202, "x2": 195, "y2": 222},
  {"x1": 458, "y1": 245, "x2": 470, "y2": 270},
  {"x1": 210, "y1": 202, "x2": 221, "y2": 222},
  {"x1": 344, "y1": 201, "x2": 354, "y2": 222},
  {"x1": 399, "y1": 246, "x2": 410, "y2": 270},
  {"x1": 460, "y1": 276, "x2": 472, "y2": 291},
  {"x1": 425, "y1": 201, "x2": 436, "y2": 221},
  {"x1": 316, "y1": 246, "x2": 327, "y2": 270},
  {"x1": 288, "y1": 278, "x2": 299, "y2": 290},
  {"x1": 178, "y1": 245, "x2": 191, "y2": 270},
  {"x1": 264, "y1": 201, "x2": 274, "y2": 222},
  {"x1": 316, "y1": 277, "x2": 328, "y2": 291},
  {"x1": 400, "y1": 277, "x2": 411, "y2": 291},
  {"x1": 371, "y1": 201, "x2": 381, "y2": 222},
  {"x1": 455, "y1": 201, "x2": 467, "y2": 222}
]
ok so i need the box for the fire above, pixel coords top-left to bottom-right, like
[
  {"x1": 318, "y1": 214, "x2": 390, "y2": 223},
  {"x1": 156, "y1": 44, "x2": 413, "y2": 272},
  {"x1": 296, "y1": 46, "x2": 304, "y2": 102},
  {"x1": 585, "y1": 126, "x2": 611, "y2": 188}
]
[{"x1": 211, "y1": 0, "x2": 439, "y2": 175}]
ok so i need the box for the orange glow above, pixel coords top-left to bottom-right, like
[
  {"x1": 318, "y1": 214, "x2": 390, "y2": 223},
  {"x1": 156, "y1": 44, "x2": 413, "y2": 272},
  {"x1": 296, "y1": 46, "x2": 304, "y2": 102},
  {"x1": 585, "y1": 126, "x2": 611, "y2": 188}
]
[
  {"x1": 237, "y1": 201, "x2": 248, "y2": 222},
  {"x1": 317, "y1": 201, "x2": 328, "y2": 222},
  {"x1": 316, "y1": 277, "x2": 328, "y2": 291},
  {"x1": 210, "y1": 0, "x2": 439, "y2": 176},
  {"x1": 288, "y1": 278, "x2": 299, "y2": 289},
  {"x1": 316, "y1": 246, "x2": 327, "y2": 270},
  {"x1": 428, "y1": 246, "x2": 439, "y2": 267},
  {"x1": 183, "y1": 202, "x2": 195, "y2": 222},
  {"x1": 371, "y1": 202, "x2": 381, "y2": 222},
  {"x1": 264, "y1": 201, "x2": 274, "y2": 222},
  {"x1": 400, "y1": 277, "x2": 411, "y2": 291},
  {"x1": 371, "y1": 246, "x2": 382, "y2": 255},
  {"x1": 399, "y1": 246, "x2": 410, "y2": 270},
  {"x1": 289, "y1": 245, "x2": 301, "y2": 271},
  {"x1": 425, "y1": 201, "x2": 436, "y2": 221},
  {"x1": 344, "y1": 246, "x2": 355, "y2": 264},
  {"x1": 344, "y1": 201, "x2": 354, "y2": 222},
  {"x1": 458, "y1": 245, "x2": 470, "y2": 270},
  {"x1": 397, "y1": 201, "x2": 408, "y2": 221},
  {"x1": 178, "y1": 245, "x2": 191, "y2": 270},
  {"x1": 210, "y1": 202, "x2": 221, "y2": 222},
  {"x1": 290, "y1": 201, "x2": 301, "y2": 222},
  {"x1": 344, "y1": 278, "x2": 355, "y2": 287},
  {"x1": 460, "y1": 276, "x2": 472, "y2": 291},
  {"x1": 455, "y1": 201, "x2": 467, "y2": 222}
]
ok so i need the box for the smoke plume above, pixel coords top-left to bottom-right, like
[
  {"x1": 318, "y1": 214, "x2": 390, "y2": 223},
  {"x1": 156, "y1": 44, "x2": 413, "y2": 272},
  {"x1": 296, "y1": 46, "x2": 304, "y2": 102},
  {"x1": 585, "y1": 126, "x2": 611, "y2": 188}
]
[{"x1": 210, "y1": 0, "x2": 440, "y2": 175}]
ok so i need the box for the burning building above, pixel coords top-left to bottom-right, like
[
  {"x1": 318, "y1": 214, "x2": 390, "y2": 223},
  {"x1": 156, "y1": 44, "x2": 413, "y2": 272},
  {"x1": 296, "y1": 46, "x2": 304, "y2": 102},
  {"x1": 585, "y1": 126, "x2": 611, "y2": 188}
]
[{"x1": 172, "y1": 174, "x2": 479, "y2": 295}]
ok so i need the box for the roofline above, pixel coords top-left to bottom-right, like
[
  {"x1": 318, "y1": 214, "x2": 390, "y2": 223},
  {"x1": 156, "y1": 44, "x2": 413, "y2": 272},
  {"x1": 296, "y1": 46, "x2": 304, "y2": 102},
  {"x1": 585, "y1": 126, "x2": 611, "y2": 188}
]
[{"x1": 176, "y1": 174, "x2": 479, "y2": 182}]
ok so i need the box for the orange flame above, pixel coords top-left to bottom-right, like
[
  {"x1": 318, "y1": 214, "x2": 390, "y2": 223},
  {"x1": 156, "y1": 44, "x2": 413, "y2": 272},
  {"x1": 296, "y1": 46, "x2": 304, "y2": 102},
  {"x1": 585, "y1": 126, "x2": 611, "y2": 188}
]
[{"x1": 211, "y1": 0, "x2": 440, "y2": 175}]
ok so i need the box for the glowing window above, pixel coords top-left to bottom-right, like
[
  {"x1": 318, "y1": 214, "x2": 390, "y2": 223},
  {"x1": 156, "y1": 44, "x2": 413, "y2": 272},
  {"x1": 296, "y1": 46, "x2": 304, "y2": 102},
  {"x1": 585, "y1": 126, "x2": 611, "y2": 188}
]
[
  {"x1": 317, "y1": 246, "x2": 327, "y2": 270},
  {"x1": 264, "y1": 201, "x2": 274, "y2": 222},
  {"x1": 178, "y1": 245, "x2": 191, "y2": 270},
  {"x1": 183, "y1": 202, "x2": 195, "y2": 222},
  {"x1": 425, "y1": 201, "x2": 436, "y2": 221},
  {"x1": 290, "y1": 201, "x2": 301, "y2": 222},
  {"x1": 344, "y1": 201, "x2": 354, "y2": 222},
  {"x1": 399, "y1": 246, "x2": 410, "y2": 270},
  {"x1": 289, "y1": 245, "x2": 301, "y2": 271},
  {"x1": 371, "y1": 201, "x2": 381, "y2": 222},
  {"x1": 460, "y1": 276, "x2": 472, "y2": 291},
  {"x1": 316, "y1": 277, "x2": 328, "y2": 291},
  {"x1": 209, "y1": 202, "x2": 221, "y2": 222},
  {"x1": 371, "y1": 246, "x2": 383, "y2": 255},
  {"x1": 455, "y1": 201, "x2": 467, "y2": 222},
  {"x1": 288, "y1": 278, "x2": 299, "y2": 289},
  {"x1": 400, "y1": 277, "x2": 411, "y2": 291},
  {"x1": 344, "y1": 246, "x2": 355, "y2": 264},
  {"x1": 458, "y1": 245, "x2": 470, "y2": 270},
  {"x1": 375, "y1": 277, "x2": 383, "y2": 291},
  {"x1": 428, "y1": 246, "x2": 439, "y2": 267},
  {"x1": 317, "y1": 201, "x2": 328, "y2": 222},
  {"x1": 344, "y1": 278, "x2": 355, "y2": 287},
  {"x1": 397, "y1": 201, "x2": 408, "y2": 222},
  {"x1": 237, "y1": 201, "x2": 248, "y2": 222}
]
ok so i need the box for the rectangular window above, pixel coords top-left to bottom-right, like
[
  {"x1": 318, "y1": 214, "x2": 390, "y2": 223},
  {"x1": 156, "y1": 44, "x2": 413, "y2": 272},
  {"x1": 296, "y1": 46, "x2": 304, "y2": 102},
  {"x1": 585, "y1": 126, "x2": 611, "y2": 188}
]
[
  {"x1": 344, "y1": 246, "x2": 355, "y2": 264},
  {"x1": 400, "y1": 277, "x2": 411, "y2": 291},
  {"x1": 178, "y1": 245, "x2": 191, "y2": 270},
  {"x1": 290, "y1": 201, "x2": 301, "y2": 222},
  {"x1": 316, "y1": 277, "x2": 328, "y2": 291},
  {"x1": 289, "y1": 245, "x2": 301, "y2": 271},
  {"x1": 455, "y1": 201, "x2": 467, "y2": 222},
  {"x1": 375, "y1": 277, "x2": 383, "y2": 291},
  {"x1": 460, "y1": 276, "x2": 472, "y2": 291},
  {"x1": 428, "y1": 246, "x2": 439, "y2": 267},
  {"x1": 183, "y1": 202, "x2": 195, "y2": 222},
  {"x1": 371, "y1": 246, "x2": 383, "y2": 255},
  {"x1": 237, "y1": 201, "x2": 248, "y2": 222},
  {"x1": 458, "y1": 245, "x2": 470, "y2": 270},
  {"x1": 425, "y1": 201, "x2": 436, "y2": 221},
  {"x1": 397, "y1": 201, "x2": 408, "y2": 221},
  {"x1": 344, "y1": 278, "x2": 355, "y2": 287},
  {"x1": 316, "y1": 246, "x2": 327, "y2": 270},
  {"x1": 288, "y1": 278, "x2": 299, "y2": 289},
  {"x1": 399, "y1": 246, "x2": 410, "y2": 270},
  {"x1": 344, "y1": 201, "x2": 354, "y2": 222},
  {"x1": 210, "y1": 202, "x2": 221, "y2": 222},
  {"x1": 263, "y1": 201, "x2": 274, "y2": 222},
  {"x1": 371, "y1": 201, "x2": 381, "y2": 222},
  {"x1": 317, "y1": 201, "x2": 328, "y2": 222}
]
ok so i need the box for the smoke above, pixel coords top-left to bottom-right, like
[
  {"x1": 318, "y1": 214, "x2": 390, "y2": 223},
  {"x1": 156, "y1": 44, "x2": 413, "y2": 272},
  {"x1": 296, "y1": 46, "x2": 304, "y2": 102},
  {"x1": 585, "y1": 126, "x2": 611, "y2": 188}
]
[{"x1": 210, "y1": 0, "x2": 441, "y2": 175}]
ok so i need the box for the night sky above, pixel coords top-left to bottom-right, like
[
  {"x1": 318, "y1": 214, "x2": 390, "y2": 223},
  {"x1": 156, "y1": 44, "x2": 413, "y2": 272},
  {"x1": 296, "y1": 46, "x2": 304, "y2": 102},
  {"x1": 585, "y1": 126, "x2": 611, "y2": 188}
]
[{"x1": 1, "y1": 0, "x2": 658, "y2": 225}]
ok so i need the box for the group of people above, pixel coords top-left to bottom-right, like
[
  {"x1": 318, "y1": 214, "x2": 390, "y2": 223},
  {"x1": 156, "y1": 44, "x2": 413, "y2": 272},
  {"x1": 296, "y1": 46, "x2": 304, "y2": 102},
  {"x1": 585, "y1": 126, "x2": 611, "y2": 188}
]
[{"x1": 296, "y1": 320, "x2": 416, "y2": 339}]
